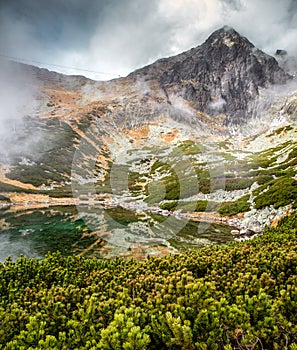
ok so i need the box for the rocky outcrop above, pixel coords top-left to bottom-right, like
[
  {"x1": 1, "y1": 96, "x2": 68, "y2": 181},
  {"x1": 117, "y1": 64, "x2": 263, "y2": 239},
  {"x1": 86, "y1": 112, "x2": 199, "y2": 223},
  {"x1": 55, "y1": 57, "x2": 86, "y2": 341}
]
[{"x1": 130, "y1": 26, "x2": 291, "y2": 125}]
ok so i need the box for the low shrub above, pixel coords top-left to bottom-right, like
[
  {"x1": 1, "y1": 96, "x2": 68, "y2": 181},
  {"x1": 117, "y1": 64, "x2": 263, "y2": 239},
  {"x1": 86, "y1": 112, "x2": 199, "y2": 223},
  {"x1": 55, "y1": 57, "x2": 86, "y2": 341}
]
[
  {"x1": 0, "y1": 213, "x2": 296, "y2": 349},
  {"x1": 254, "y1": 177, "x2": 297, "y2": 209},
  {"x1": 219, "y1": 194, "x2": 250, "y2": 216}
]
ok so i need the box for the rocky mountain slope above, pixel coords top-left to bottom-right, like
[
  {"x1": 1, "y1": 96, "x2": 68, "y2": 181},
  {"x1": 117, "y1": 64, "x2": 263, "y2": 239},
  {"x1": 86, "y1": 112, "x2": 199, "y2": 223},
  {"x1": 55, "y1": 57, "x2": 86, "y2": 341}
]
[
  {"x1": 0, "y1": 26, "x2": 296, "y2": 251},
  {"x1": 130, "y1": 26, "x2": 292, "y2": 124}
]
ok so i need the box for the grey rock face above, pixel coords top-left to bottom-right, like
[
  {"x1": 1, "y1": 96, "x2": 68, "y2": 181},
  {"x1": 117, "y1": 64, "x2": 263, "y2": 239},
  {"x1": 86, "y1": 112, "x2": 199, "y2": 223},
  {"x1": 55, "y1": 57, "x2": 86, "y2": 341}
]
[{"x1": 130, "y1": 26, "x2": 291, "y2": 125}]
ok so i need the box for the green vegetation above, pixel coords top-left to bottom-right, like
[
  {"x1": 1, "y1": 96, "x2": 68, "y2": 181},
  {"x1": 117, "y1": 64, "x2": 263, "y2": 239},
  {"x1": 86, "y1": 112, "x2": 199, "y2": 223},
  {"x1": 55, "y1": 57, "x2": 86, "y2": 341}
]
[
  {"x1": 151, "y1": 160, "x2": 171, "y2": 173},
  {"x1": 145, "y1": 161, "x2": 182, "y2": 202},
  {"x1": 0, "y1": 181, "x2": 73, "y2": 198},
  {"x1": 163, "y1": 179, "x2": 180, "y2": 201},
  {"x1": 45, "y1": 185, "x2": 73, "y2": 198},
  {"x1": 99, "y1": 166, "x2": 147, "y2": 197},
  {"x1": 194, "y1": 168, "x2": 212, "y2": 194},
  {"x1": 145, "y1": 175, "x2": 199, "y2": 202},
  {"x1": 0, "y1": 194, "x2": 10, "y2": 202},
  {"x1": 105, "y1": 207, "x2": 142, "y2": 226},
  {"x1": 76, "y1": 114, "x2": 94, "y2": 132},
  {"x1": 0, "y1": 213, "x2": 297, "y2": 349},
  {"x1": 217, "y1": 140, "x2": 231, "y2": 150},
  {"x1": 144, "y1": 139, "x2": 296, "y2": 209},
  {"x1": 0, "y1": 181, "x2": 37, "y2": 194},
  {"x1": 160, "y1": 200, "x2": 219, "y2": 213},
  {"x1": 93, "y1": 164, "x2": 130, "y2": 195},
  {"x1": 224, "y1": 177, "x2": 254, "y2": 191},
  {"x1": 225, "y1": 142, "x2": 292, "y2": 175},
  {"x1": 219, "y1": 194, "x2": 251, "y2": 216},
  {"x1": 254, "y1": 177, "x2": 297, "y2": 209},
  {"x1": 170, "y1": 140, "x2": 204, "y2": 156},
  {"x1": 288, "y1": 146, "x2": 297, "y2": 161},
  {"x1": 159, "y1": 201, "x2": 179, "y2": 211},
  {"x1": 247, "y1": 146, "x2": 284, "y2": 168},
  {"x1": 128, "y1": 172, "x2": 147, "y2": 196},
  {"x1": 266, "y1": 125, "x2": 293, "y2": 137},
  {"x1": 159, "y1": 196, "x2": 251, "y2": 216},
  {"x1": 146, "y1": 159, "x2": 215, "y2": 201}
]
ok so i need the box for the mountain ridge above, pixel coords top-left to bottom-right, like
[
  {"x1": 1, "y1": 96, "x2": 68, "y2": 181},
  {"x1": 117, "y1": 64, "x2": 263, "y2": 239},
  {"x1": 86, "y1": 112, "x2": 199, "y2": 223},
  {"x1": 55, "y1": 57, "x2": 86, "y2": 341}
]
[
  {"x1": 2, "y1": 26, "x2": 293, "y2": 130},
  {"x1": 0, "y1": 27, "x2": 296, "y2": 256},
  {"x1": 129, "y1": 26, "x2": 292, "y2": 124}
]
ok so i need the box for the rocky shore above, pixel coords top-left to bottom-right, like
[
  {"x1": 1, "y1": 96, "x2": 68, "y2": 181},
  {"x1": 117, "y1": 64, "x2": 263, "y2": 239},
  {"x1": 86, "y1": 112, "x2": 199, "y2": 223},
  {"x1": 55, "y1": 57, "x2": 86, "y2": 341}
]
[{"x1": 1, "y1": 191, "x2": 294, "y2": 244}]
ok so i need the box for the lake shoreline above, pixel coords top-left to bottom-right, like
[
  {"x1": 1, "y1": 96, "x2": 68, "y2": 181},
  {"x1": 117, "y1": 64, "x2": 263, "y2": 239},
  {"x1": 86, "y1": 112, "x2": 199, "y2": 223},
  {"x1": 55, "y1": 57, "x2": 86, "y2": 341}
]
[{"x1": 0, "y1": 192, "x2": 244, "y2": 231}]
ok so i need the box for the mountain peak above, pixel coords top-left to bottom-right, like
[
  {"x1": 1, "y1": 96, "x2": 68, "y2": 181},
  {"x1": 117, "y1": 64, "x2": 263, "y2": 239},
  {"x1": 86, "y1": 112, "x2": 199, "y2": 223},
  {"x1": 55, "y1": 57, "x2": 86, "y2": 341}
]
[
  {"x1": 212, "y1": 25, "x2": 241, "y2": 36},
  {"x1": 203, "y1": 26, "x2": 254, "y2": 50},
  {"x1": 129, "y1": 27, "x2": 291, "y2": 125}
]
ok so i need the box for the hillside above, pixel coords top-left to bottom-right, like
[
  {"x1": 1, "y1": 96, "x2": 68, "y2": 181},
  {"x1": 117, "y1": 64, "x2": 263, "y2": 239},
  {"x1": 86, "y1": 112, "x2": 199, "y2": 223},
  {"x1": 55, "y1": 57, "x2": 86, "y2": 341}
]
[
  {"x1": 0, "y1": 26, "x2": 297, "y2": 258},
  {"x1": 0, "y1": 24, "x2": 297, "y2": 350}
]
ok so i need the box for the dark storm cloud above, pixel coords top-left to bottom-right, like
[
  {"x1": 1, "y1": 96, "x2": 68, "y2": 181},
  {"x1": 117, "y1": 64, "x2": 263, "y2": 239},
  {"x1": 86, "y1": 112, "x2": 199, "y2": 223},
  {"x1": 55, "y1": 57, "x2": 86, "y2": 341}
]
[
  {"x1": 0, "y1": 0, "x2": 296, "y2": 79},
  {"x1": 0, "y1": 0, "x2": 167, "y2": 77},
  {"x1": 0, "y1": 0, "x2": 105, "y2": 51}
]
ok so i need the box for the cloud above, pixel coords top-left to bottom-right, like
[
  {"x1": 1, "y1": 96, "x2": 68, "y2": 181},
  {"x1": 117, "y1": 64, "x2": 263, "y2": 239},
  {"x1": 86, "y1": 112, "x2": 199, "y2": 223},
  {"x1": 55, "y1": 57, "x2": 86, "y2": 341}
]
[
  {"x1": 58, "y1": 0, "x2": 174, "y2": 78},
  {"x1": 156, "y1": 0, "x2": 297, "y2": 56},
  {"x1": 169, "y1": 93, "x2": 195, "y2": 117},
  {"x1": 0, "y1": 60, "x2": 39, "y2": 161},
  {"x1": 0, "y1": 0, "x2": 296, "y2": 80},
  {"x1": 209, "y1": 97, "x2": 227, "y2": 113}
]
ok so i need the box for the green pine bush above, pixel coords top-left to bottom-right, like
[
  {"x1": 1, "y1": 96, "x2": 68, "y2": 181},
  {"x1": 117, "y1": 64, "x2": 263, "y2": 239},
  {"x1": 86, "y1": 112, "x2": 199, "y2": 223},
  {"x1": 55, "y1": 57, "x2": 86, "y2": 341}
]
[{"x1": 0, "y1": 212, "x2": 297, "y2": 349}]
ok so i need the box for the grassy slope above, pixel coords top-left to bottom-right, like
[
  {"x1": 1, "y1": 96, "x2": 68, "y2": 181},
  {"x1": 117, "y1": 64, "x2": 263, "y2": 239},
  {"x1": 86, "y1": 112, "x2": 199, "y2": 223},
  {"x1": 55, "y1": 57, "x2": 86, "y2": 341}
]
[
  {"x1": 138, "y1": 135, "x2": 297, "y2": 216},
  {"x1": 1, "y1": 124, "x2": 296, "y2": 216}
]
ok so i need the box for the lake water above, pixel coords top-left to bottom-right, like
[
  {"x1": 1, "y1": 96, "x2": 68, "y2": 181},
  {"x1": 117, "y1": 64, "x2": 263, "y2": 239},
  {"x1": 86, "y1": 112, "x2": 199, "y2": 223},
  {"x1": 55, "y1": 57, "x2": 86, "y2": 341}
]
[{"x1": 0, "y1": 205, "x2": 234, "y2": 261}]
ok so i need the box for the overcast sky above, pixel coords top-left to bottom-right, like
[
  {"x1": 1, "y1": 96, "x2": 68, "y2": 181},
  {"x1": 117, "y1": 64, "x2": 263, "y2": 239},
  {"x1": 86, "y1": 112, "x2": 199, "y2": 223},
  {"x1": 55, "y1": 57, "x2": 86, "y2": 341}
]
[{"x1": 0, "y1": 0, "x2": 296, "y2": 80}]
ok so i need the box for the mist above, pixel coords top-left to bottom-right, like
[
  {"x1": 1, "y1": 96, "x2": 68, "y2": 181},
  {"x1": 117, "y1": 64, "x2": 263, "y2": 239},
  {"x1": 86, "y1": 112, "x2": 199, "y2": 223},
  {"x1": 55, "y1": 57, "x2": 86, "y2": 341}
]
[{"x1": 0, "y1": 59, "x2": 39, "y2": 162}]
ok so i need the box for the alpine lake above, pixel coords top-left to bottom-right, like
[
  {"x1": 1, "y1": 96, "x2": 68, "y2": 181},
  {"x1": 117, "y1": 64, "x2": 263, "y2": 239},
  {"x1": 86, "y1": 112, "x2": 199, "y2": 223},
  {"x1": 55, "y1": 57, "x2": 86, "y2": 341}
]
[{"x1": 0, "y1": 204, "x2": 235, "y2": 261}]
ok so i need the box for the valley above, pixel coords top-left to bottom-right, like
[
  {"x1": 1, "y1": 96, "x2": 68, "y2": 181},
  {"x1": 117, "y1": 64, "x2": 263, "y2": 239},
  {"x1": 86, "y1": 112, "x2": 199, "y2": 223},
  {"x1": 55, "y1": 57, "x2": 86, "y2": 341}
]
[
  {"x1": 0, "y1": 27, "x2": 297, "y2": 260},
  {"x1": 1, "y1": 24, "x2": 297, "y2": 349}
]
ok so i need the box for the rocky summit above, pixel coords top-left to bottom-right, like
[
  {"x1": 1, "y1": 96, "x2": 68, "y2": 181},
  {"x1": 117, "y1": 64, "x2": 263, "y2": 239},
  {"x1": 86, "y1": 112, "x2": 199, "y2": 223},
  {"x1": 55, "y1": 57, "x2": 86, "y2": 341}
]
[
  {"x1": 130, "y1": 26, "x2": 291, "y2": 124},
  {"x1": 0, "y1": 26, "x2": 297, "y2": 257}
]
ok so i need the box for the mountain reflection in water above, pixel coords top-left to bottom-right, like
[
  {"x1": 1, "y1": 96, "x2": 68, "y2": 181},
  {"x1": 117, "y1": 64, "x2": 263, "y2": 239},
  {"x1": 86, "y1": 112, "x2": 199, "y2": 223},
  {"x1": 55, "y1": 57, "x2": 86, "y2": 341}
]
[{"x1": 0, "y1": 205, "x2": 234, "y2": 261}]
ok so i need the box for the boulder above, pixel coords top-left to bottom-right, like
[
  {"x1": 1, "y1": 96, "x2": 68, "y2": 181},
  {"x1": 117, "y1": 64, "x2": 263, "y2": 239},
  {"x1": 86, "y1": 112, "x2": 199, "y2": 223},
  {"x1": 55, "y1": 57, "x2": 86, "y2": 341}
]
[
  {"x1": 240, "y1": 228, "x2": 256, "y2": 237},
  {"x1": 247, "y1": 220, "x2": 262, "y2": 233}
]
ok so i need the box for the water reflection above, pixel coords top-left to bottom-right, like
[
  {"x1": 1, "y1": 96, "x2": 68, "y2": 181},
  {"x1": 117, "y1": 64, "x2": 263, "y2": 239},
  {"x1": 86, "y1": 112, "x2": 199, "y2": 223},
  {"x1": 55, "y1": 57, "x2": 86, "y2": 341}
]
[{"x1": 0, "y1": 205, "x2": 234, "y2": 261}]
